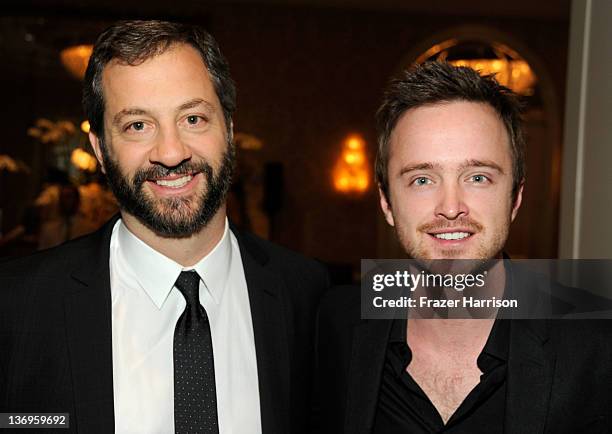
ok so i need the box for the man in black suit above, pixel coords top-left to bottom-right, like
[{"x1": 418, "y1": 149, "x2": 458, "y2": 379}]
[
  {"x1": 315, "y1": 62, "x2": 612, "y2": 433},
  {"x1": 0, "y1": 20, "x2": 327, "y2": 434}
]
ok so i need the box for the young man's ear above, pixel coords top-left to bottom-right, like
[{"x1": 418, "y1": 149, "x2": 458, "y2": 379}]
[
  {"x1": 510, "y1": 180, "x2": 525, "y2": 222},
  {"x1": 378, "y1": 185, "x2": 395, "y2": 227},
  {"x1": 89, "y1": 132, "x2": 106, "y2": 174}
]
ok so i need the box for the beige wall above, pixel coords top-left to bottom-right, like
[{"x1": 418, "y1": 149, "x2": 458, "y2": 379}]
[{"x1": 560, "y1": 0, "x2": 612, "y2": 259}]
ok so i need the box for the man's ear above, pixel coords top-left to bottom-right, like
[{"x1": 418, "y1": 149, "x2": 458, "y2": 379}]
[
  {"x1": 89, "y1": 132, "x2": 106, "y2": 174},
  {"x1": 379, "y1": 185, "x2": 395, "y2": 227},
  {"x1": 510, "y1": 180, "x2": 524, "y2": 222}
]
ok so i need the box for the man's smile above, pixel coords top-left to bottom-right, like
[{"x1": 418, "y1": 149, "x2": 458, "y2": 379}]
[
  {"x1": 146, "y1": 172, "x2": 202, "y2": 195},
  {"x1": 427, "y1": 228, "x2": 475, "y2": 243}
]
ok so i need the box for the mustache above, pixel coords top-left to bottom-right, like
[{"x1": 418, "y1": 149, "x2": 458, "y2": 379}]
[
  {"x1": 418, "y1": 217, "x2": 484, "y2": 233},
  {"x1": 132, "y1": 160, "x2": 213, "y2": 186}
]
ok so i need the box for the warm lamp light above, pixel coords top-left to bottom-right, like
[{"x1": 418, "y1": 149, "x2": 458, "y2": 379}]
[
  {"x1": 71, "y1": 148, "x2": 97, "y2": 172},
  {"x1": 0, "y1": 154, "x2": 30, "y2": 173},
  {"x1": 346, "y1": 135, "x2": 365, "y2": 150},
  {"x1": 333, "y1": 134, "x2": 370, "y2": 194},
  {"x1": 80, "y1": 120, "x2": 90, "y2": 134},
  {"x1": 416, "y1": 41, "x2": 537, "y2": 96},
  {"x1": 234, "y1": 132, "x2": 263, "y2": 150},
  {"x1": 344, "y1": 151, "x2": 364, "y2": 165},
  {"x1": 449, "y1": 58, "x2": 535, "y2": 96},
  {"x1": 60, "y1": 44, "x2": 93, "y2": 80}
]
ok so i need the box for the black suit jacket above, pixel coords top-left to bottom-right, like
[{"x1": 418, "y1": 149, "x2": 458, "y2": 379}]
[
  {"x1": 315, "y1": 268, "x2": 612, "y2": 434},
  {"x1": 0, "y1": 216, "x2": 329, "y2": 434}
]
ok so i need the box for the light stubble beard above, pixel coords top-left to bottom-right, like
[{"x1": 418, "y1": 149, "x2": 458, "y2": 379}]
[{"x1": 395, "y1": 215, "x2": 510, "y2": 262}]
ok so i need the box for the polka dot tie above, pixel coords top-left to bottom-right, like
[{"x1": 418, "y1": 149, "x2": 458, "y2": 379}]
[{"x1": 173, "y1": 271, "x2": 219, "y2": 434}]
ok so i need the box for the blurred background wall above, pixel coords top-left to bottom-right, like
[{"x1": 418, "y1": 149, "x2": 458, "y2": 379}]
[
  {"x1": 0, "y1": 0, "x2": 585, "y2": 280},
  {"x1": 559, "y1": 0, "x2": 612, "y2": 259}
]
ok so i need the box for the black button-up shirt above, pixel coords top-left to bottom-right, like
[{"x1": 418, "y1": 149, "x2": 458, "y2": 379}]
[{"x1": 373, "y1": 318, "x2": 510, "y2": 433}]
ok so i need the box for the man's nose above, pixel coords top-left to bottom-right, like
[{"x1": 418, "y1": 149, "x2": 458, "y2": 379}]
[
  {"x1": 149, "y1": 127, "x2": 191, "y2": 167},
  {"x1": 435, "y1": 182, "x2": 469, "y2": 220}
]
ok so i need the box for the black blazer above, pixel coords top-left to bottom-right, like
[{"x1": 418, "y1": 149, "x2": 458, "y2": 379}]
[
  {"x1": 0, "y1": 216, "x2": 329, "y2": 434},
  {"x1": 314, "y1": 270, "x2": 612, "y2": 434}
]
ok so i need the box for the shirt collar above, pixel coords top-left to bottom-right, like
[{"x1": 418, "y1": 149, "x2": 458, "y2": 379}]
[
  {"x1": 387, "y1": 314, "x2": 510, "y2": 378},
  {"x1": 117, "y1": 218, "x2": 232, "y2": 309},
  {"x1": 388, "y1": 262, "x2": 514, "y2": 364}
]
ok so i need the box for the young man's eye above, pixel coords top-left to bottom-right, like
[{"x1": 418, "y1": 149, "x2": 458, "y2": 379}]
[
  {"x1": 471, "y1": 174, "x2": 490, "y2": 183},
  {"x1": 127, "y1": 121, "x2": 145, "y2": 131},
  {"x1": 412, "y1": 177, "x2": 432, "y2": 186}
]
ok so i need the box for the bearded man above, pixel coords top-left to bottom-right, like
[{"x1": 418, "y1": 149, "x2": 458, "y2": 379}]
[{"x1": 0, "y1": 20, "x2": 328, "y2": 434}]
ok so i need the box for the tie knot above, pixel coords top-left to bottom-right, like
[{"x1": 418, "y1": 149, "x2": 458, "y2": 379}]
[{"x1": 175, "y1": 270, "x2": 201, "y2": 307}]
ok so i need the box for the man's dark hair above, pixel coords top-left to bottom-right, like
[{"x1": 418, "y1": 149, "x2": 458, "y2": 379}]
[
  {"x1": 375, "y1": 61, "x2": 525, "y2": 203},
  {"x1": 83, "y1": 20, "x2": 236, "y2": 142}
]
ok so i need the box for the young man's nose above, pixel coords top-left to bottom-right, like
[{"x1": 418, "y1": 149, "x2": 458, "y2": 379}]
[{"x1": 435, "y1": 183, "x2": 469, "y2": 220}]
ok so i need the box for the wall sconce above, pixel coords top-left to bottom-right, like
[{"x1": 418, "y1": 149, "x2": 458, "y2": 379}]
[{"x1": 333, "y1": 134, "x2": 370, "y2": 194}]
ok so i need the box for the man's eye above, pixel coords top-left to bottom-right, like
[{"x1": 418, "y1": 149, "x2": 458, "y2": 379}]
[
  {"x1": 412, "y1": 177, "x2": 431, "y2": 186},
  {"x1": 186, "y1": 115, "x2": 202, "y2": 125},
  {"x1": 127, "y1": 121, "x2": 145, "y2": 131},
  {"x1": 471, "y1": 175, "x2": 489, "y2": 183}
]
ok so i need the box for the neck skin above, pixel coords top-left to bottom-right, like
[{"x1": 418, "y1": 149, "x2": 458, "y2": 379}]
[
  {"x1": 407, "y1": 317, "x2": 495, "y2": 358},
  {"x1": 407, "y1": 260, "x2": 506, "y2": 354},
  {"x1": 120, "y1": 204, "x2": 227, "y2": 267}
]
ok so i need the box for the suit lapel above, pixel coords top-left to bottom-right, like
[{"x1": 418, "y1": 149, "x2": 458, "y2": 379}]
[
  {"x1": 505, "y1": 319, "x2": 555, "y2": 434},
  {"x1": 344, "y1": 318, "x2": 393, "y2": 434},
  {"x1": 503, "y1": 261, "x2": 556, "y2": 434},
  {"x1": 64, "y1": 217, "x2": 117, "y2": 433},
  {"x1": 235, "y1": 230, "x2": 291, "y2": 434}
]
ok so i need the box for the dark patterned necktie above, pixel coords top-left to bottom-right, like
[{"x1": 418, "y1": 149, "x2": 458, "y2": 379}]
[{"x1": 173, "y1": 271, "x2": 219, "y2": 434}]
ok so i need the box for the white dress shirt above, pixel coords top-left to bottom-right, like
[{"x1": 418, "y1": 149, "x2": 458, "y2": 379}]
[{"x1": 109, "y1": 218, "x2": 262, "y2": 434}]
